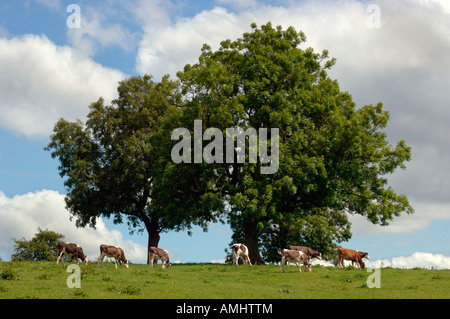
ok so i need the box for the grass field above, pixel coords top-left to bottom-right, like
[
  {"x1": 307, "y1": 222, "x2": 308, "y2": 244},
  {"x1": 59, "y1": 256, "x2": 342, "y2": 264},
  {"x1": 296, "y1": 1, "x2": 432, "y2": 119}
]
[{"x1": 0, "y1": 261, "x2": 449, "y2": 299}]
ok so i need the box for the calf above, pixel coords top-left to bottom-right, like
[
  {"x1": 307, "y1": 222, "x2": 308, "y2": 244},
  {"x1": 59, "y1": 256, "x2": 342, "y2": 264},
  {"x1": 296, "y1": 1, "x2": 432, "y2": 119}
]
[
  {"x1": 149, "y1": 247, "x2": 171, "y2": 269},
  {"x1": 337, "y1": 247, "x2": 365, "y2": 269},
  {"x1": 280, "y1": 249, "x2": 311, "y2": 272},
  {"x1": 232, "y1": 244, "x2": 252, "y2": 266},
  {"x1": 56, "y1": 242, "x2": 88, "y2": 265},
  {"x1": 97, "y1": 244, "x2": 129, "y2": 269},
  {"x1": 288, "y1": 245, "x2": 322, "y2": 260}
]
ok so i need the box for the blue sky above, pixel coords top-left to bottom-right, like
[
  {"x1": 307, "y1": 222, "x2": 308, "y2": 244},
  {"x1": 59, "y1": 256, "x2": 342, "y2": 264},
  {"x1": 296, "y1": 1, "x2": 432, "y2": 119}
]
[{"x1": 1, "y1": 0, "x2": 449, "y2": 268}]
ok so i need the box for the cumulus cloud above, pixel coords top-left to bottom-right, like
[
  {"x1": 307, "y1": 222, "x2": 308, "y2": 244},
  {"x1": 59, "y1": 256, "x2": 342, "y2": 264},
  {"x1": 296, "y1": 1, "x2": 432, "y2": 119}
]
[
  {"x1": 349, "y1": 200, "x2": 450, "y2": 236},
  {"x1": 0, "y1": 190, "x2": 147, "y2": 262},
  {"x1": 312, "y1": 252, "x2": 450, "y2": 269},
  {"x1": 67, "y1": 4, "x2": 137, "y2": 57},
  {"x1": 0, "y1": 34, "x2": 126, "y2": 139},
  {"x1": 366, "y1": 252, "x2": 450, "y2": 269}
]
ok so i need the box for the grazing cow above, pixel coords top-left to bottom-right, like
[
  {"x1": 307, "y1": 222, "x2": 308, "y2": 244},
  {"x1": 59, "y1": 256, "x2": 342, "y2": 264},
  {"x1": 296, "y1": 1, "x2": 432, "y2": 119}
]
[
  {"x1": 56, "y1": 242, "x2": 88, "y2": 265},
  {"x1": 97, "y1": 244, "x2": 129, "y2": 269},
  {"x1": 337, "y1": 247, "x2": 365, "y2": 269},
  {"x1": 232, "y1": 244, "x2": 252, "y2": 266},
  {"x1": 280, "y1": 249, "x2": 311, "y2": 273},
  {"x1": 149, "y1": 247, "x2": 171, "y2": 269},
  {"x1": 288, "y1": 245, "x2": 322, "y2": 260}
]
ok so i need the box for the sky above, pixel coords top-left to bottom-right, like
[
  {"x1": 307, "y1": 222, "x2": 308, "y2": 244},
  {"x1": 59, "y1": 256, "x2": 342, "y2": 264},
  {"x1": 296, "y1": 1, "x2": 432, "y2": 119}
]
[{"x1": 0, "y1": 0, "x2": 449, "y2": 269}]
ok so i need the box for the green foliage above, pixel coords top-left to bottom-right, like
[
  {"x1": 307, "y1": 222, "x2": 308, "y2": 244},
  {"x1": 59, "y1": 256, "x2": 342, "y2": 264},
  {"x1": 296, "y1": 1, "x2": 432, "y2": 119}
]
[
  {"x1": 0, "y1": 268, "x2": 21, "y2": 281},
  {"x1": 177, "y1": 22, "x2": 413, "y2": 263},
  {"x1": 11, "y1": 228, "x2": 64, "y2": 262},
  {"x1": 45, "y1": 75, "x2": 220, "y2": 250},
  {"x1": 46, "y1": 22, "x2": 413, "y2": 265}
]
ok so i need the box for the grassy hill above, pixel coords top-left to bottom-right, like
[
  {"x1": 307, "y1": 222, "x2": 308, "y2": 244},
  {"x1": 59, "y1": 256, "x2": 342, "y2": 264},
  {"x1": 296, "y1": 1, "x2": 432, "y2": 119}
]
[{"x1": 0, "y1": 261, "x2": 448, "y2": 299}]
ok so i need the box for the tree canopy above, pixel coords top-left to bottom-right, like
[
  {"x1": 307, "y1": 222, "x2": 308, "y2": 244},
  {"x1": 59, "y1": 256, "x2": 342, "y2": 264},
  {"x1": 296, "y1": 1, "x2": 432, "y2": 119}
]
[
  {"x1": 176, "y1": 22, "x2": 413, "y2": 263},
  {"x1": 46, "y1": 75, "x2": 224, "y2": 263},
  {"x1": 47, "y1": 23, "x2": 413, "y2": 264}
]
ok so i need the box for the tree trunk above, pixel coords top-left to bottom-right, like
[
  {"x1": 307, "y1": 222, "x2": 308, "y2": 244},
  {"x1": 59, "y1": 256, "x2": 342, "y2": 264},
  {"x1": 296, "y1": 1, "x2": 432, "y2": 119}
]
[
  {"x1": 244, "y1": 219, "x2": 265, "y2": 265},
  {"x1": 144, "y1": 216, "x2": 161, "y2": 265},
  {"x1": 147, "y1": 228, "x2": 160, "y2": 265}
]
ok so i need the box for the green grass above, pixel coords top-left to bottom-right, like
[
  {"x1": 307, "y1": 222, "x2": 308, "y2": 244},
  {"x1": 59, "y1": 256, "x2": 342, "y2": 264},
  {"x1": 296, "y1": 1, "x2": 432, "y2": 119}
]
[{"x1": 0, "y1": 261, "x2": 449, "y2": 299}]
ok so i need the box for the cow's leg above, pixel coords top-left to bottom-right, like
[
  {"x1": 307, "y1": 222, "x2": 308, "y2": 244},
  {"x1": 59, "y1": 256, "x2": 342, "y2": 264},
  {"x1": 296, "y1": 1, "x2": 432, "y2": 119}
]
[
  {"x1": 97, "y1": 253, "x2": 105, "y2": 267},
  {"x1": 149, "y1": 255, "x2": 154, "y2": 268},
  {"x1": 357, "y1": 259, "x2": 362, "y2": 269},
  {"x1": 233, "y1": 253, "x2": 238, "y2": 266},
  {"x1": 337, "y1": 256, "x2": 343, "y2": 268},
  {"x1": 298, "y1": 259, "x2": 302, "y2": 272},
  {"x1": 56, "y1": 250, "x2": 64, "y2": 265},
  {"x1": 245, "y1": 255, "x2": 252, "y2": 266},
  {"x1": 114, "y1": 258, "x2": 118, "y2": 269}
]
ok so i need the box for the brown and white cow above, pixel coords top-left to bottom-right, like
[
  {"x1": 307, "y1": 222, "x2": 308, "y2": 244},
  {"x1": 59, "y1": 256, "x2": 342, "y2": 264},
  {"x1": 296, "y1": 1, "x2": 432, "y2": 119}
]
[
  {"x1": 97, "y1": 244, "x2": 129, "y2": 269},
  {"x1": 288, "y1": 245, "x2": 322, "y2": 260},
  {"x1": 337, "y1": 247, "x2": 365, "y2": 269},
  {"x1": 56, "y1": 242, "x2": 88, "y2": 265},
  {"x1": 149, "y1": 247, "x2": 171, "y2": 269},
  {"x1": 280, "y1": 249, "x2": 311, "y2": 272},
  {"x1": 232, "y1": 244, "x2": 252, "y2": 266}
]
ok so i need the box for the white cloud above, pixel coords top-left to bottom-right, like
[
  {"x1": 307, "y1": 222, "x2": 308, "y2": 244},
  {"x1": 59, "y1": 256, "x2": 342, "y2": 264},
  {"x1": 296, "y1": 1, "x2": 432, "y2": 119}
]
[
  {"x1": 348, "y1": 199, "x2": 450, "y2": 236},
  {"x1": 136, "y1": 6, "x2": 248, "y2": 79},
  {"x1": 67, "y1": 5, "x2": 136, "y2": 57},
  {"x1": 366, "y1": 252, "x2": 450, "y2": 269},
  {"x1": 312, "y1": 252, "x2": 450, "y2": 269},
  {"x1": 0, "y1": 190, "x2": 147, "y2": 263},
  {"x1": 209, "y1": 258, "x2": 226, "y2": 264},
  {"x1": 0, "y1": 34, "x2": 126, "y2": 139}
]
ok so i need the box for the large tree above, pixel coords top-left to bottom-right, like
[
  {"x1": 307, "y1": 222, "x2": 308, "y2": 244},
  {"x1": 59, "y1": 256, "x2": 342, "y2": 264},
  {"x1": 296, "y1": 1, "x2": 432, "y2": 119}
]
[
  {"x1": 177, "y1": 23, "x2": 413, "y2": 264},
  {"x1": 46, "y1": 75, "x2": 223, "y2": 263}
]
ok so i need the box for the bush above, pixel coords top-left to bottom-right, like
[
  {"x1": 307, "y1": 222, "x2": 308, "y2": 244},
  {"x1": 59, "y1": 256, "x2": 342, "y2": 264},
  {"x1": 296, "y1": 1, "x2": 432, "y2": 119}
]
[{"x1": 11, "y1": 227, "x2": 64, "y2": 262}]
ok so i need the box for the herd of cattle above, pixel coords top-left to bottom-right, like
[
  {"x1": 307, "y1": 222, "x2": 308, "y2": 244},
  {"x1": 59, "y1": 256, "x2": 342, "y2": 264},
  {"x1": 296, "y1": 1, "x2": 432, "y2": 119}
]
[{"x1": 56, "y1": 241, "x2": 370, "y2": 272}]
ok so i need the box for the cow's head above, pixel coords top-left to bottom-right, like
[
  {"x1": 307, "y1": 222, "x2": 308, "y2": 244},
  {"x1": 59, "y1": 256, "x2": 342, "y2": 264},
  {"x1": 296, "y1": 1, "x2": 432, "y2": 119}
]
[
  {"x1": 83, "y1": 256, "x2": 89, "y2": 265},
  {"x1": 362, "y1": 252, "x2": 370, "y2": 259},
  {"x1": 124, "y1": 260, "x2": 129, "y2": 269},
  {"x1": 317, "y1": 253, "x2": 322, "y2": 260},
  {"x1": 360, "y1": 260, "x2": 365, "y2": 269}
]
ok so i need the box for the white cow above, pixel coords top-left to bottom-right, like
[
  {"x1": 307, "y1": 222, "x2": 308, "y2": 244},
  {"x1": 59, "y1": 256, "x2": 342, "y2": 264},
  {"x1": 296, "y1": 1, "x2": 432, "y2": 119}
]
[{"x1": 232, "y1": 243, "x2": 252, "y2": 266}]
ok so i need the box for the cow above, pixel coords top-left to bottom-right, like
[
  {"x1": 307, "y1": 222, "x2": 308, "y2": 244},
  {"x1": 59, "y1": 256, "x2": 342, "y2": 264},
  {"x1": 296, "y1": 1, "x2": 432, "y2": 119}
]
[
  {"x1": 149, "y1": 247, "x2": 171, "y2": 269},
  {"x1": 280, "y1": 249, "x2": 311, "y2": 273},
  {"x1": 337, "y1": 247, "x2": 365, "y2": 269},
  {"x1": 288, "y1": 245, "x2": 322, "y2": 260},
  {"x1": 232, "y1": 244, "x2": 252, "y2": 266},
  {"x1": 97, "y1": 244, "x2": 129, "y2": 269},
  {"x1": 56, "y1": 242, "x2": 88, "y2": 265}
]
